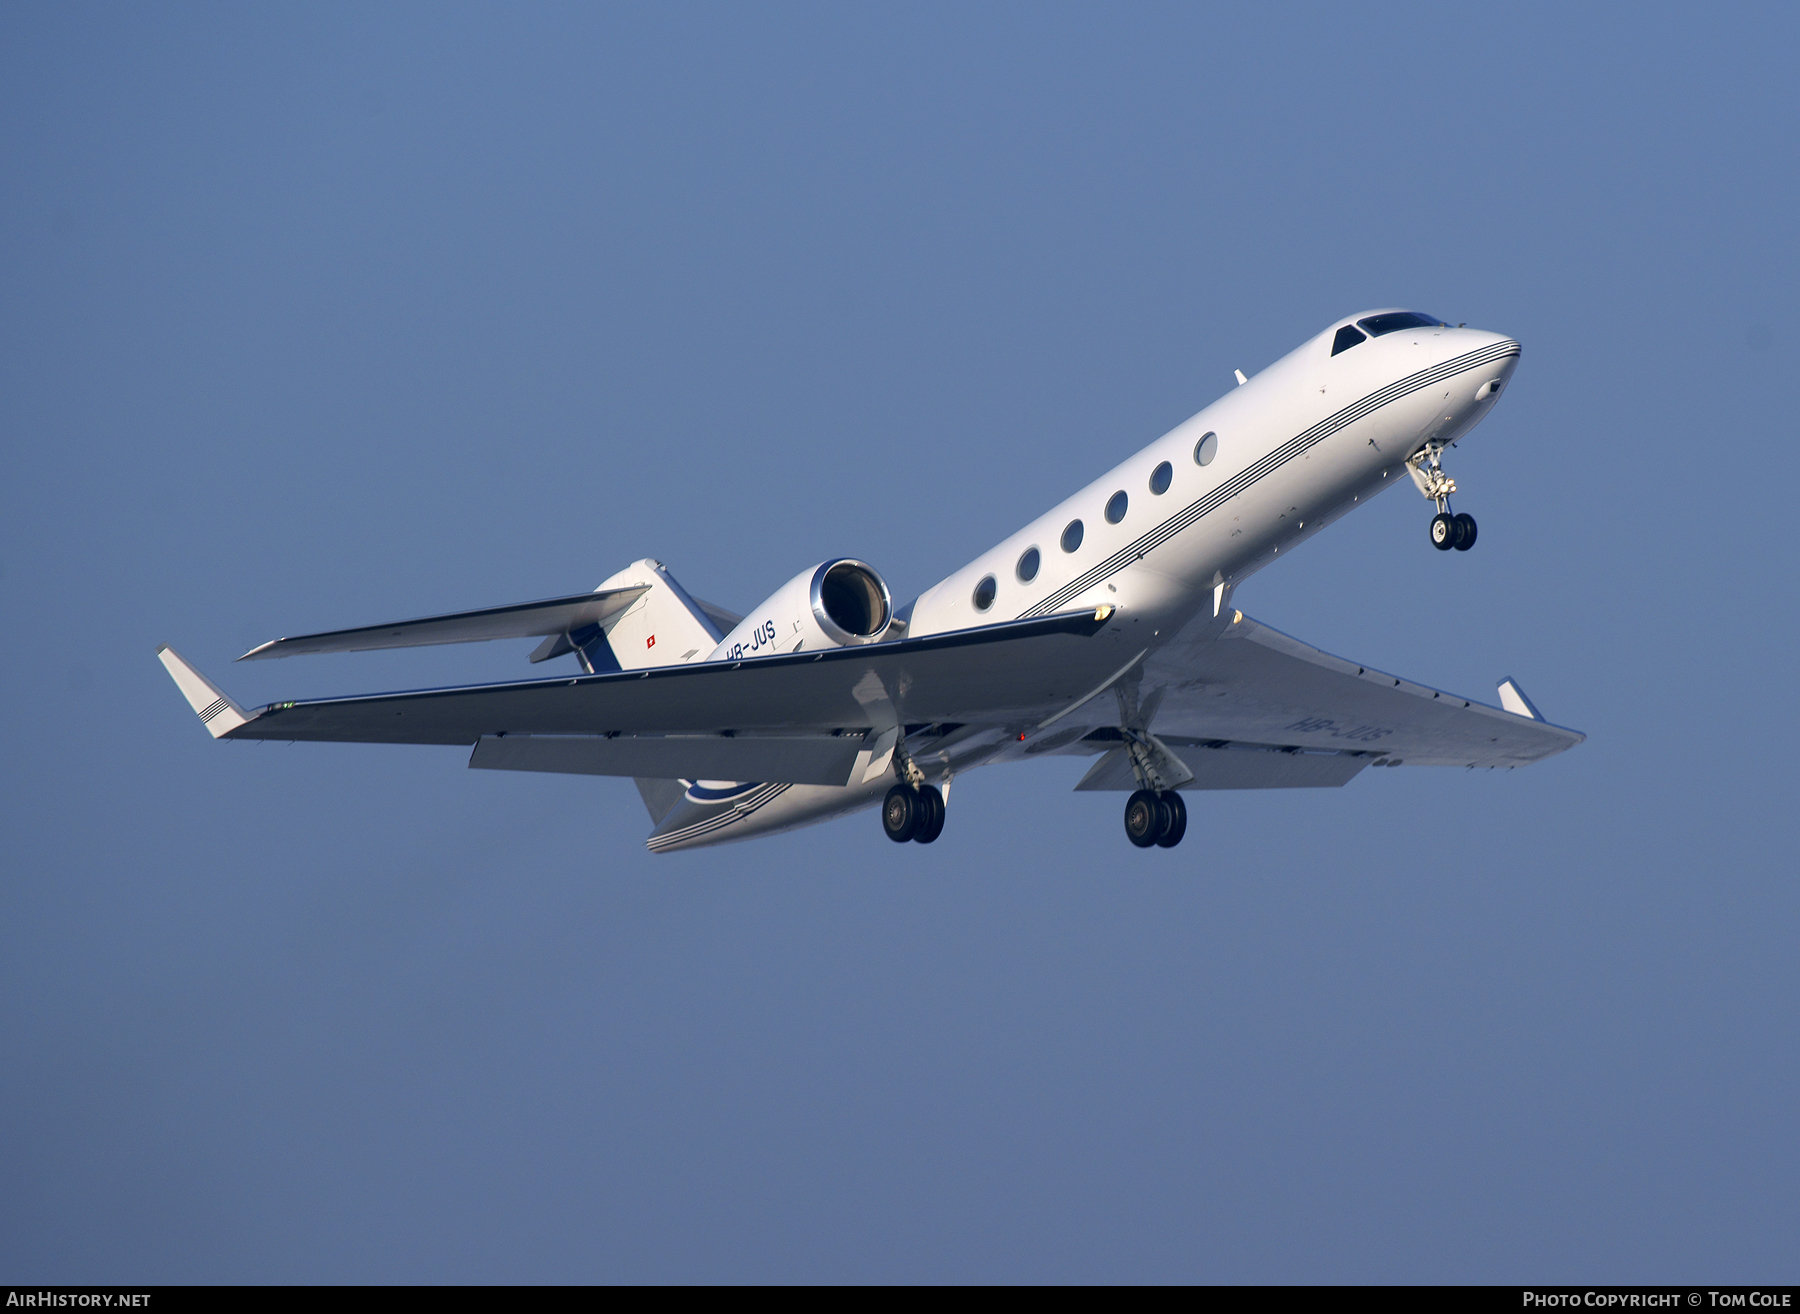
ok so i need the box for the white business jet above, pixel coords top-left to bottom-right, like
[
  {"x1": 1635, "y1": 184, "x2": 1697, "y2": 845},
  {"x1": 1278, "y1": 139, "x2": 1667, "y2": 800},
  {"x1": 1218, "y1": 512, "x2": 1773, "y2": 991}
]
[{"x1": 160, "y1": 309, "x2": 1581, "y2": 851}]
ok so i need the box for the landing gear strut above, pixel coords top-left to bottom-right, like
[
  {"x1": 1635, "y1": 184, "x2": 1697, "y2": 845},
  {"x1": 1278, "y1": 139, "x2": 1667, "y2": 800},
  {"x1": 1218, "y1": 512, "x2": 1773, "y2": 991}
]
[
  {"x1": 1110, "y1": 682, "x2": 1192, "y2": 849},
  {"x1": 1409, "y1": 442, "x2": 1477, "y2": 552}
]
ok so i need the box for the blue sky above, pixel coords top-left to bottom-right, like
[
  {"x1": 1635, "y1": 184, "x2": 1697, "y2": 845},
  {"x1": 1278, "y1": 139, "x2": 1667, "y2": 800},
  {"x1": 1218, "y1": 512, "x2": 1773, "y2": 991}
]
[{"x1": 2, "y1": 3, "x2": 1796, "y2": 1281}]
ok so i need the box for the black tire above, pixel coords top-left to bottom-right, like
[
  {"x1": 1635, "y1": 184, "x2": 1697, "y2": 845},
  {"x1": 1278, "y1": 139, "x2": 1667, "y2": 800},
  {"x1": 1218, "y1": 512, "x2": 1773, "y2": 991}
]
[
  {"x1": 1154, "y1": 791, "x2": 1187, "y2": 848},
  {"x1": 882, "y1": 784, "x2": 919, "y2": 843},
  {"x1": 1124, "y1": 789, "x2": 1161, "y2": 848},
  {"x1": 1430, "y1": 512, "x2": 1456, "y2": 550},
  {"x1": 1452, "y1": 512, "x2": 1477, "y2": 551},
  {"x1": 913, "y1": 785, "x2": 945, "y2": 844}
]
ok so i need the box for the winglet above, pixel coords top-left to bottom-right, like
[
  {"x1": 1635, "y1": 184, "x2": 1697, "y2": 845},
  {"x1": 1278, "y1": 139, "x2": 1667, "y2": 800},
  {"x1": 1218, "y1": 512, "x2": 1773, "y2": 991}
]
[
  {"x1": 156, "y1": 645, "x2": 254, "y2": 738},
  {"x1": 1497, "y1": 677, "x2": 1544, "y2": 721}
]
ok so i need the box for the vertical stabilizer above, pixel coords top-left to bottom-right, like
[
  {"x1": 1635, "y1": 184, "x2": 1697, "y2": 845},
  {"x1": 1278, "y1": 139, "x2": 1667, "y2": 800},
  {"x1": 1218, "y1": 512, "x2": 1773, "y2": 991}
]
[
  {"x1": 592, "y1": 559, "x2": 725, "y2": 671},
  {"x1": 582, "y1": 561, "x2": 736, "y2": 822}
]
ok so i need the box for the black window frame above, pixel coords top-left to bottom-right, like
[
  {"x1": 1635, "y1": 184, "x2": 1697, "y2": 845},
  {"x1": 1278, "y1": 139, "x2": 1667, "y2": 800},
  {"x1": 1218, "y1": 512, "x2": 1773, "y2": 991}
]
[
  {"x1": 972, "y1": 575, "x2": 997, "y2": 612},
  {"x1": 1356, "y1": 311, "x2": 1444, "y2": 338}
]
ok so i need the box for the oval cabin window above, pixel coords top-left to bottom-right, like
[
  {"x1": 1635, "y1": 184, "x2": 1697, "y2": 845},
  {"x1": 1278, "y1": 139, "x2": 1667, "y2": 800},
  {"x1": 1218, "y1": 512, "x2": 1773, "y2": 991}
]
[
  {"x1": 1060, "y1": 520, "x2": 1084, "y2": 553},
  {"x1": 1194, "y1": 431, "x2": 1218, "y2": 466},
  {"x1": 1016, "y1": 547, "x2": 1040, "y2": 582},
  {"x1": 972, "y1": 575, "x2": 997, "y2": 611}
]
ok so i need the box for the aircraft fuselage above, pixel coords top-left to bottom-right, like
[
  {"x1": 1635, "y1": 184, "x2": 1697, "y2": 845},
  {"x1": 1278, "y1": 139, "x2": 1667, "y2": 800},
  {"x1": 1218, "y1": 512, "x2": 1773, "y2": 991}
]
[{"x1": 644, "y1": 312, "x2": 1521, "y2": 850}]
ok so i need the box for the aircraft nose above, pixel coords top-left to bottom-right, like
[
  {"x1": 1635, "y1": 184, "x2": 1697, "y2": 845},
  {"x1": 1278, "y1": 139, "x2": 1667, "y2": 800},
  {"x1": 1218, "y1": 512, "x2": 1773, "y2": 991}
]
[{"x1": 1468, "y1": 331, "x2": 1520, "y2": 402}]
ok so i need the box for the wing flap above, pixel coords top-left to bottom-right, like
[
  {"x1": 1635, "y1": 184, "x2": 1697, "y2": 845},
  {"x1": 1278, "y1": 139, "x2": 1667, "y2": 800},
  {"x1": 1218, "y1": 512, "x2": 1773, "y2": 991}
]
[
  {"x1": 469, "y1": 732, "x2": 869, "y2": 786},
  {"x1": 1075, "y1": 741, "x2": 1369, "y2": 791}
]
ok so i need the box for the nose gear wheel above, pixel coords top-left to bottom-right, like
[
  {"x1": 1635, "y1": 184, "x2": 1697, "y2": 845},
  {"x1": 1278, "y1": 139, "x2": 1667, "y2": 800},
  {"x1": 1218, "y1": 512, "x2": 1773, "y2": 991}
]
[{"x1": 1408, "y1": 442, "x2": 1477, "y2": 553}]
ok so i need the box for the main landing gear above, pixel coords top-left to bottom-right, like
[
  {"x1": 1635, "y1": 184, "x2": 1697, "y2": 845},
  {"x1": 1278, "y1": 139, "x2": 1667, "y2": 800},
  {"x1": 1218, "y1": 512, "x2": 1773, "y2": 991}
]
[
  {"x1": 1111, "y1": 682, "x2": 1193, "y2": 849},
  {"x1": 883, "y1": 782, "x2": 945, "y2": 844},
  {"x1": 881, "y1": 737, "x2": 946, "y2": 844},
  {"x1": 1124, "y1": 789, "x2": 1187, "y2": 848},
  {"x1": 1408, "y1": 441, "x2": 1477, "y2": 552}
]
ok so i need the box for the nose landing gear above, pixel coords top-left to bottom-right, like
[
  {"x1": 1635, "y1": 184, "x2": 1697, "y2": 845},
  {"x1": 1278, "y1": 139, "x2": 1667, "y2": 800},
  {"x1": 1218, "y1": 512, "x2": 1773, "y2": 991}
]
[
  {"x1": 1430, "y1": 511, "x2": 1477, "y2": 551},
  {"x1": 1409, "y1": 442, "x2": 1477, "y2": 552}
]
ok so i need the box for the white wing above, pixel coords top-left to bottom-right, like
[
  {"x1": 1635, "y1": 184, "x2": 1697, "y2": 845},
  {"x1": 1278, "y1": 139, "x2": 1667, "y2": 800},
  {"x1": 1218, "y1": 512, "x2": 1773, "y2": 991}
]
[
  {"x1": 999, "y1": 609, "x2": 1581, "y2": 792},
  {"x1": 163, "y1": 604, "x2": 1579, "y2": 790},
  {"x1": 1141, "y1": 613, "x2": 1582, "y2": 768},
  {"x1": 1048, "y1": 611, "x2": 1581, "y2": 791},
  {"x1": 162, "y1": 609, "x2": 1131, "y2": 786}
]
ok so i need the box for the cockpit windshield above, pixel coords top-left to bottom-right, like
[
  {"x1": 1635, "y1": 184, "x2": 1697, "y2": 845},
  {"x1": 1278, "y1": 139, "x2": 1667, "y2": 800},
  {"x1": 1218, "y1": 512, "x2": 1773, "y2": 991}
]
[{"x1": 1357, "y1": 311, "x2": 1445, "y2": 337}]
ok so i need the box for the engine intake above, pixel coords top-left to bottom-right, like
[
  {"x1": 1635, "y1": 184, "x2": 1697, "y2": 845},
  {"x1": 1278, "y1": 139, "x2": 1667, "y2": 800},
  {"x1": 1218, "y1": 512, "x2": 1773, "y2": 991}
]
[
  {"x1": 710, "y1": 559, "x2": 894, "y2": 661},
  {"x1": 812, "y1": 560, "x2": 890, "y2": 644}
]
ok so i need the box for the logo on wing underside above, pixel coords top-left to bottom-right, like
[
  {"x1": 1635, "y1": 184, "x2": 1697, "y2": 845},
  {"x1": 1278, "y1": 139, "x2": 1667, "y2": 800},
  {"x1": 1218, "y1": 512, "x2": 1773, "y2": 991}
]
[
  {"x1": 682, "y1": 780, "x2": 762, "y2": 803},
  {"x1": 1284, "y1": 716, "x2": 1393, "y2": 744}
]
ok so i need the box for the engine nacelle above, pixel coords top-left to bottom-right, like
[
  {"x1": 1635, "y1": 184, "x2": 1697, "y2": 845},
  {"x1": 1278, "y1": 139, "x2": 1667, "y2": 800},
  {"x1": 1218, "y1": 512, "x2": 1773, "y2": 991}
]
[{"x1": 710, "y1": 559, "x2": 893, "y2": 661}]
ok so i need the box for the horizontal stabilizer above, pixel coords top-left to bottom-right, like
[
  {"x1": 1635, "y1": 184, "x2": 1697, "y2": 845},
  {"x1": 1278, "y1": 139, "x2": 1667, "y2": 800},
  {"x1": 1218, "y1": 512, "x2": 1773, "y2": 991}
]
[
  {"x1": 469, "y1": 732, "x2": 871, "y2": 787},
  {"x1": 238, "y1": 586, "x2": 649, "y2": 661},
  {"x1": 690, "y1": 597, "x2": 744, "y2": 635},
  {"x1": 157, "y1": 645, "x2": 253, "y2": 738}
]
